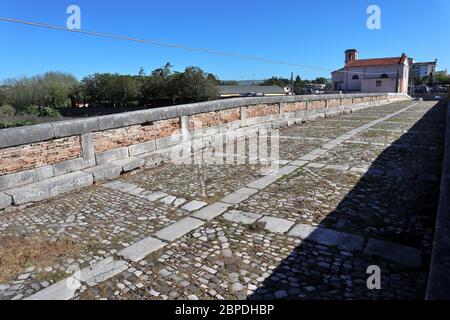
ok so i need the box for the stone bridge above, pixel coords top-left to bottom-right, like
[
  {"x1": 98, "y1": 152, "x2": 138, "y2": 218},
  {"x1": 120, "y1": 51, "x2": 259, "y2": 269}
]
[{"x1": 0, "y1": 93, "x2": 449, "y2": 300}]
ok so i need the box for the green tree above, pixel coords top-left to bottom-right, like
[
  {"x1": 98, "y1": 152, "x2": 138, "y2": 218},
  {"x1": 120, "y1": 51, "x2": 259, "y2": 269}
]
[{"x1": 2, "y1": 72, "x2": 78, "y2": 111}]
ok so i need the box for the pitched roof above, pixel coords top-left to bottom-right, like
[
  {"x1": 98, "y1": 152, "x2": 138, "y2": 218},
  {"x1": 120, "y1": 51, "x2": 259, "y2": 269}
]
[{"x1": 345, "y1": 55, "x2": 407, "y2": 68}]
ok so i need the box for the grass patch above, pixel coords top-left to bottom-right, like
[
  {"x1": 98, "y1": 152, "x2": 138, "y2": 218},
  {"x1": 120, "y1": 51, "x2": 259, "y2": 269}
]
[{"x1": 0, "y1": 235, "x2": 81, "y2": 283}]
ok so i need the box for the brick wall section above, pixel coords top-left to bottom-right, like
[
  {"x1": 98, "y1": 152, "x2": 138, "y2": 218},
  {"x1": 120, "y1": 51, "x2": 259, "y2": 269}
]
[
  {"x1": 308, "y1": 100, "x2": 327, "y2": 109},
  {"x1": 0, "y1": 136, "x2": 80, "y2": 175},
  {"x1": 327, "y1": 99, "x2": 341, "y2": 108},
  {"x1": 342, "y1": 98, "x2": 353, "y2": 105},
  {"x1": 246, "y1": 104, "x2": 279, "y2": 118},
  {"x1": 0, "y1": 94, "x2": 404, "y2": 182},
  {"x1": 281, "y1": 102, "x2": 307, "y2": 113},
  {"x1": 188, "y1": 108, "x2": 240, "y2": 131},
  {"x1": 93, "y1": 119, "x2": 181, "y2": 153}
]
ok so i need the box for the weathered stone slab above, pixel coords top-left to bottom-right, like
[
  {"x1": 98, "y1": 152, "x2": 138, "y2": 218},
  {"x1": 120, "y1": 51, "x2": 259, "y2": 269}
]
[
  {"x1": 223, "y1": 210, "x2": 262, "y2": 225},
  {"x1": 129, "y1": 140, "x2": 156, "y2": 156},
  {"x1": 5, "y1": 171, "x2": 94, "y2": 205},
  {"x1": 288, "y1": 223, "x2": 317, "y2": 238},
  {"x1": 53, "y1": 158, "x2": 86, "y2": 176},
  {"x1": 192, "y1": 202, "x2": 232, "y2": 221},
  {"x1": 52, "y1": 118, "x2": 99, "y2": 138},
  {"x1": 156, "y1": 135, "x2": 182, "y2": 150},
  {"x1": 80, "y1": 133, "x2": 95, "y2": 167},
  {"x1": 1, "y1": 123, "x2": 54, "y2": 148},
  {"x1": 112, "y1": 157, "x2": 145, "y2": 173},
  {"x1": 182, "y1": 200, "x2": 208, "y2": 212},
  {"x1": 108, "y1": 182, "x2": 138, "y2": 193},
  {"x1": 117, "y1": 236, "x2": 166, "y2": 262},
  {"x1": 308, "y1": 228, "x2": 365, "y2": 252},
  {"x1": 127, "y1": 187, "x2": 146, "y2": 196},
  {"x1": 220, "y1": 192, "x2": 251, "y2": 204},
  {"x1": 155, "y1": 217, "x2": 204, "y2": 241},
  {"x1": 0, "y1": 170, "x2": 34, "y2": 191},
  {"x1": 364, "y1": 238, "x2": 422, "y2": 267},
  {"x1": 235, "y1": 187, "x2": 259, "y2": 196},
  {"x1": 325, "y1": 164, "x2": 350, "y2": 171},
  {"x1": 271, "y1": 165, "x2": 298, "y2": 176},
  {"x1": 299, "y1": 153, "x2": 321, "y2": 161},
  {"x1": 0, "y1": 192, "x2": 12, "y2": 209},
  {"x1": 83, "y1": 164, "x2": 122, "y2": 182},
  {"x1": 159, "y1": 195, "x2": 177, "y2": 205},
  {"x1": 33, "y1": 165, "x2": 54, "y2": 182},
  {"x1": 246, "y1": 175, "x2": 281, "y2": 190},
  {"x1": 76, "y1": 257, "x2": 128, "y2": 286},
  {"x1": 289, "y1": 160, "x2": 309, "y2": 167},
  {"x1": 144, "y1": 191, "x2": 168, "y2": 202},
  {"x1": 306, "y1": 163, "x2": 326, "y2": 169},
  {"x1": 95, "y1": 147, "x2": 129, "y2": 165},
  {"x1": 25, "y1": 276, "x2": 81, "y2": 300},
  {"x1": 259, "y1": 216, "x2": 295, "y2": 234}
]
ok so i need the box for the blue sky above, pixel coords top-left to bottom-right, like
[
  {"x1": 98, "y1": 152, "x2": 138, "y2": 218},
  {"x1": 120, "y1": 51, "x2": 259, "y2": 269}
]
[{"x1": 0, "y1": 0, "x2": 449, "y2": 81}]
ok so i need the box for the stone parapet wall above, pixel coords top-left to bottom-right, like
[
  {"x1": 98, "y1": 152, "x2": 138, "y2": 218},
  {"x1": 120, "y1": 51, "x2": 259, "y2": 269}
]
[
  {"x1": 0, "y1": 93, "x2": 410, "y2": 209},
  {"x1": 426, "y1": 97, "x2": 450, "y2": 299}
]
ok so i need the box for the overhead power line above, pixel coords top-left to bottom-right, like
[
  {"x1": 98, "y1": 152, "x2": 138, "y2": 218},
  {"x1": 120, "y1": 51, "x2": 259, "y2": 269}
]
[{"x1": 0, "y1": 16, "x2": 400, "y2": 76}]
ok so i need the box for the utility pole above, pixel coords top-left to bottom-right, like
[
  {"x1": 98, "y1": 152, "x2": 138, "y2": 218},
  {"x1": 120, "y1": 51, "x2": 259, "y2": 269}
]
[{"x1": 290, "y1": 72, "x2": 294, "y2": 95}]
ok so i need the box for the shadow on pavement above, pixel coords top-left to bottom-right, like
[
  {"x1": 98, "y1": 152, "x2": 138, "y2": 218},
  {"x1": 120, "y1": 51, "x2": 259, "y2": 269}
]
[{"x1": 248, "y1": 100, "x2": 447, "y2": 300}]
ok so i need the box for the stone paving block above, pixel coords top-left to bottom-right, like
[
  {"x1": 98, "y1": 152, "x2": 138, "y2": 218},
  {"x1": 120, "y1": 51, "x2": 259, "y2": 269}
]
[
  {"x1": 350, "y1": 166, "x2": 369, "y2": 174},
  {"x1": 288, "y1": 223, "x2": 317, "y2": 238},
  {"x1": 127, "y1": 187, "x2": 146, "y2": 196},
  {"x1": 83, "y1": 164, "x2": 122, "y2": 182},
  {"x1": 299, "y1": 153, "x2": 321, "y2": 161},
  {"x1": 271, "y1": 165, "x2": 298, "y2": 176},
  {"x1": 76, "y1": 257, "x2": 129, "y2": 286},
  {"x1": 246, "y1": 175, "x2": 281, "y2": 190},
  {"x1": 310, "y1": 148, "x2": 329, "y2": 156},
  {"x1": 182, "y1": 200, "x2": 208, "y2": 212},
  {"x1": 0, "y1": 192, "x2": 12, "y2": 209},
  {"x1": 192, "y1": 202, "x2": 232, "y2": 221},
  {"x1": 155, "y1": 217, "x2": 205, "y2": 242},
  {"x1": 221, "y1": 191, "x2": 252, "y2": 204},
  {"x1": 159, "y1": 195, "x2": 177, "y2": 206},
  {"x1": 234, "y1": 187, "x2": 259, "y2": 196},
  {"x1": 112, "y1": 157, "x2": 145, "y2": 173},
  {"x1": 173, "y1": 198, "x2": 187, "y2": 207},
  {"x1": 108, "y1": 182, "x2": 138, "y2": 193},
  {"x1": 364, "y1": 238, "x2": 422, "y2": 267},
  {"x1": 289, "y1": 160, "x2": 309, "y2": 167},
  {"x1": 25, "y1": 276, "x2": 81, "y2": 300},
  {"x1": 5, "y1": 171, "x2": 94, "y2": 205},
  {"x1": 308, "y1": 228, "x2": 365, "y2": 252},
  {"x1": 117, "y1": 237, "x2": 166, "y2": 262},
  {"x1": 306, "y1": 162, "x2": 326, "y2": 169},
  {"x1": 223, "y1": 210, "x2": 262, "y2": 225},
  {"x1": 259, "y1": 216, "x2": 295, "y2": 234},
  {"x1": 144, "y1": 191, "x2": 168, "y2": 202},
  {"x1": 325, "y1": 164, "x2": 350, "y2": 171}
]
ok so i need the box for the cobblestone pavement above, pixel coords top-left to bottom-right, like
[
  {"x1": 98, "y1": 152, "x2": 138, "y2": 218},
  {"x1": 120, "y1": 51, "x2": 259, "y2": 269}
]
[{"x1": 0, "y1": 100, "x2": 446, "y2": 300}]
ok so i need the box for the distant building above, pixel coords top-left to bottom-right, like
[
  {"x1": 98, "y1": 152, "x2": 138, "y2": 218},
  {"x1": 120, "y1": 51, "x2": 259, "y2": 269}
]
[
  {"x1": 332, "y1": 49, "x2": 410, "y2": 94},
  {"x1": 217, "y1": 85, "x2": 287, "y2": 98},
  {"x1": 410, "y1": 59, "x2": 437, "y2": 78}
]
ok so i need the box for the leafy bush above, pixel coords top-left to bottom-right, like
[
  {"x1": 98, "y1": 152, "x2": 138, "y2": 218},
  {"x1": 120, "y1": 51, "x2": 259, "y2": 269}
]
[
  {"x1": 21, "y1": 105, "x2": 40, "y2": 115},
  {"x1": 0, "y1": 104, "x2": 16, "y2": 116},
  {"x1": 39, "y1": 107, "x2": 61, "y2": 118}
]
